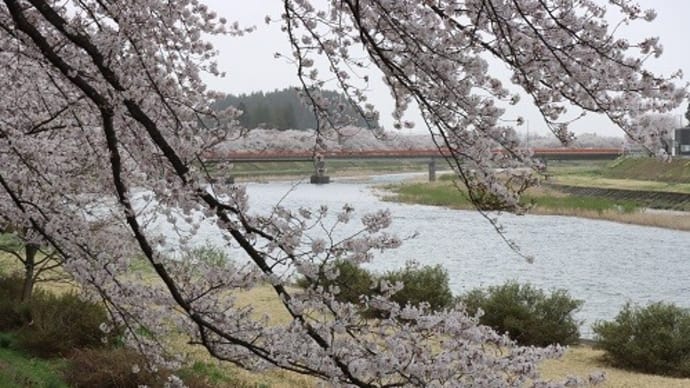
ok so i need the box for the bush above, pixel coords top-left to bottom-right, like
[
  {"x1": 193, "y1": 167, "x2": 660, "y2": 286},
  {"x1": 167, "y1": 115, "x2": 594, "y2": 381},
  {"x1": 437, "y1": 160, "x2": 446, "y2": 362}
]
[
  {"x1": 0, "y1": 332, "x2": 14, "y2": 348},
  {"x1": 296, "y1": 259, "x2": 375, "y2": 305},
  {"x1": 64, "y1": 348, "x2": 216, "y2": 388},
  {"x1": 297, "y1": 260, "x2": 455, "y2": 314},
  {"x1": 1, "y1": 273, "x2": 122, "y2": 357},
  {"x1": 593, "y1": 302, "x2": 690, "y2": 377},
  {"x1": 0, "y1": 232, "x2": 23, "y2": 252},
  {"x1": 380, "y1": 262, "x2": 454, "y2": 312},
  {"x1": 65, "y1": 348, "x2": 160, "y2": 388},
  {"x1": 0, "y1": 273, "x2": 30, "y2": 330},
  {"x1": 461, "y1": 281, "x2": 582, "y2": 346},
  {"x1": 16, "y1": 291, "x2": 119, "y2": 358}
]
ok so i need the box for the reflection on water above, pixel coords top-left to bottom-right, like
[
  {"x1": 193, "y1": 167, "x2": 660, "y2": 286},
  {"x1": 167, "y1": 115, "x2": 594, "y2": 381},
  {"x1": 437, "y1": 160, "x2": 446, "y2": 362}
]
[{"x1": 162, "y1": 176, "x2": 690, "y2": 338}]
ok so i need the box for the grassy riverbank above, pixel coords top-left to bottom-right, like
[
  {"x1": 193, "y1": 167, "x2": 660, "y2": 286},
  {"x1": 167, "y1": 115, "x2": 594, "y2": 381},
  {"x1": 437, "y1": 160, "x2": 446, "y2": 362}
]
[
  {"x1": 548, "y1": 158, "x2": 690, "y2": 194},
  {"x1": 382, "y1": 180, "x2": 690, "y2": 231},
  {"x1": 3, "y1": 247, "x2": 690, "y2": 387},
  {"x1": 2, "y1": 267, "x2": 689, "y2": 388},
  {"x1": 600, "y1": 158, "x2": 690, "y2": 184},
  {"x1": 382, "y1": 157, "x2": 690, "y2": 231}
]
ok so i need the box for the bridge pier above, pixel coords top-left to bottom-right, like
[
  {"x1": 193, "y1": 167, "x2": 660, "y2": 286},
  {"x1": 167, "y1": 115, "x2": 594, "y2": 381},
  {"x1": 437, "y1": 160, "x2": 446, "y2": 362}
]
[
  {"x1": 428, "y1": 158, "x2": 436, "y2": 182},
  {"x1": 310, "y1": 155, "x2": 330, "y2": 184}
]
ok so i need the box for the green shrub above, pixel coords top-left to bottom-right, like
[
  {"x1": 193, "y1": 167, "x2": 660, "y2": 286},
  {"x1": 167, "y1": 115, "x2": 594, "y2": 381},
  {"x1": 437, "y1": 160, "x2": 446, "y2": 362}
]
[
  {"x1": 0, "y1": 332, "x2": 14, "y2": 349},
  {"x1": 64, "y1": 348, "x2": 215, "y2": 388},
  {"x1": 593, "y1": 302, "x2": 690, "y2": 377},
  {"x1": 0, "y1": 232, "x2": 22, "y2": 252},
  {"x1": 16, "y1": 291, "x2": 119, "y2": 358},
  {"x1": 296, "y1": 259, "x2": 375, "y2": 304},
  {"x1": 64, "y1": 348, "x2": 165, "y2": 388},
  {"x1": 0, "y1": 272, "x2": 24, "y2": 302},
  {"x1": 1, "y1": 274, "x2": 122, "y2": 357},
  {"x1": 297, "y1": 260, "x2": 455, "y2": 315},
  {"x1": 0, "y1": 273, "x2": 29, "y2": 330},
  {"x1": 380, "y1": 262, "x2": 454, "y2": 312},
  {"x1": 0, "y1": 346, "x2": 69, "y2": 388},
  {"x1": 461, "y1": 281, "x2": 582, "y2": 346}
]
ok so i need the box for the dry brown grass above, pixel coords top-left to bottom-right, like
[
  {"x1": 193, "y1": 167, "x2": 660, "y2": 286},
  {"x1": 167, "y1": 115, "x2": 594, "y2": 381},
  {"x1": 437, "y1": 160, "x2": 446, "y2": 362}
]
[
  {"x1": 233, "y1": 283, "x2": 293, "y2": 324},
  {"x1": 168, "y1": 284, "x2": 314, "y2": 388},
  {"x1": 530, "y1": 207, "x2": 690, "y2": 231},
  {"x1": 541, "y1": 346, "x2": 690, "y2": 388},
  {"x1": 0, "y1": 252, "x2": 77, "y2": 295}
]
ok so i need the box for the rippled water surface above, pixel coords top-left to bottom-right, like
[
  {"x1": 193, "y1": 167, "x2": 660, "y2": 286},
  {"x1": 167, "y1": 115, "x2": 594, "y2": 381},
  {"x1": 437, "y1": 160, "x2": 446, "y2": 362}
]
[{"x1": 170, "y1": 176, "x2": 690, "y2": 337}]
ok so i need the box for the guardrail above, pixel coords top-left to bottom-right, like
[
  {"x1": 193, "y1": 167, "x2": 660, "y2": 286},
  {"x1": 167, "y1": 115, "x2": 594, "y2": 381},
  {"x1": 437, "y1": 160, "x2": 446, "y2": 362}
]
[{"x1": 206, "y1": 147, "x2": 623, "y2": 162}]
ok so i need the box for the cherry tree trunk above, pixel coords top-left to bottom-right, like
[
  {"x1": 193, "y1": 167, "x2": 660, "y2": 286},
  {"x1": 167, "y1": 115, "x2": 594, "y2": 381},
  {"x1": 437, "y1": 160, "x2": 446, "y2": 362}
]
[{"x1": 21, "y1": 243, "x2": 39, "y2": 302}]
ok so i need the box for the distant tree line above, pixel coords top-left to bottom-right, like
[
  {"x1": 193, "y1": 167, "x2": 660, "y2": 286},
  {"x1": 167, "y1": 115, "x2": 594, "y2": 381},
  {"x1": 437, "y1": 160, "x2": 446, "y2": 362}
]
[{"x1": 213, "y1": 88, "x2": 379, "y2": 130}]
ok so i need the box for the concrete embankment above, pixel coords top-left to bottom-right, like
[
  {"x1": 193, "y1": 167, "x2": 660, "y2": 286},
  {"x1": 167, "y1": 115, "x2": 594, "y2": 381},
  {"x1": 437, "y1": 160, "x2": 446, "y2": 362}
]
[{"x1": 547, "y1": 184, "x2": 690, "y2": 211}]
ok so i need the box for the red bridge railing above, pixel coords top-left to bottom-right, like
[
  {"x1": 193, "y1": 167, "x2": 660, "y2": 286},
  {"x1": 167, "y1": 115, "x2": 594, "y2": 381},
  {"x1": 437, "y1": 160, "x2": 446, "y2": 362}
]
[{"x1": 207, "y1": 147, "x2": 623, "y2": 161}]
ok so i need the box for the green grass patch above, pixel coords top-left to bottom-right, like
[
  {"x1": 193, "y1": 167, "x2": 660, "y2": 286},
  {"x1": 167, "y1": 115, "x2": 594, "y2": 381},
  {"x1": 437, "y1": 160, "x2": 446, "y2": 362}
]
[
  {"x1": 543, "y1": 158, "x2": 690, "y2": 185},
  {"x1": 552, "y1": 175, "x2": 690, "y2": 194},
  {"x1": 545, "y1": 160, "x2": 611, "y2": 177},
  {"x1": 186, "y1": 362, "x2": 234, "y2": 386},
  {"x1": 382, "y1": 182, "x2": 472, "y2": 208},
  {"x1": 548, "y1": 158, "x2": 690, "y2": 194},
  {"x1": 383, "y1": 181, "x2": 641, "y2": 214},
  {"x1": 602, "y1": 158, "x2": 690, "y2": 184},
  {"x1": 0, "y1": 233, "x2": 22, "y2": 252},
  {"x1": 127, "y1": 256, "x2": 154, "y2": 273},
  {"x1": 0, "y1": 340, "x2": 68, "y2": 388}
]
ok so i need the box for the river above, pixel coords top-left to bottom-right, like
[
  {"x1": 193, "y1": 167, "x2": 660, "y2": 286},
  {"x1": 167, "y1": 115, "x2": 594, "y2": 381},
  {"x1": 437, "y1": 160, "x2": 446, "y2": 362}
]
[{"x1": 156, "y1": 174, "x2": 690, "y2": 338}]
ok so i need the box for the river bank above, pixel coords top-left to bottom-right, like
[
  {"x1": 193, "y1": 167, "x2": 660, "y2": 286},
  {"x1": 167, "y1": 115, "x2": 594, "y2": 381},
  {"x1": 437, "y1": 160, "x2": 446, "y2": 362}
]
[
  {"x1": 2, "y1": 268, "x2": 688, "y2": 388},
  {"x1": 381, "y1": 180, "x2": 690, "y2": 231}
]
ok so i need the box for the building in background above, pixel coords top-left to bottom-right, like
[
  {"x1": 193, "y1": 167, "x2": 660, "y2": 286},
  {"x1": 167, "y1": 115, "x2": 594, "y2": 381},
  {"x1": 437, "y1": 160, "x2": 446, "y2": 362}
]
[{"x1": 674, "y1": 127, "x2": 690, "y2": 157}]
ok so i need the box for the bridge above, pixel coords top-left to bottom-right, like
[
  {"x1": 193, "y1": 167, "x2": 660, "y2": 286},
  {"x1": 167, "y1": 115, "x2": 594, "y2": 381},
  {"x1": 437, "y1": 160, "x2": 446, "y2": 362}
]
[
  {"x1": 207, "y1": 147, "x2": 623, "y2": 183},
  {"x1": 210, "y1": 148, "x2": 622, "y2": 162}
]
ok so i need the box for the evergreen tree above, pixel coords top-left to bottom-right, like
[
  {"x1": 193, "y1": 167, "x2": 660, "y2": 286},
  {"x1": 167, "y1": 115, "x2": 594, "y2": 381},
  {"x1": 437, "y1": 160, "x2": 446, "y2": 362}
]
[
  {"x1": 214, "y1": 87, "x2": 380, "y2": 130},
  {"x1": 237, "y1": 101, "x2": 250, "y2": 128}
]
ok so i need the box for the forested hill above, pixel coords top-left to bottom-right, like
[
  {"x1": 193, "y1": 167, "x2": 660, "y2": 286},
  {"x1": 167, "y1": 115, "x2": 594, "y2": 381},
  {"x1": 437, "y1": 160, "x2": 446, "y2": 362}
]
[{"x1": 213, "y1": 88, "x2": 380, "y2": 130}]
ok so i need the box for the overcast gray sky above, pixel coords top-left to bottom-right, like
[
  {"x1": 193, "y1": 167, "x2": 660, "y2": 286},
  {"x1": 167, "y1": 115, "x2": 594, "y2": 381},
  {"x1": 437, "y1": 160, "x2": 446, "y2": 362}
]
[{"x1": 202, "y1": 0, "x2": 690, "y2": 137}]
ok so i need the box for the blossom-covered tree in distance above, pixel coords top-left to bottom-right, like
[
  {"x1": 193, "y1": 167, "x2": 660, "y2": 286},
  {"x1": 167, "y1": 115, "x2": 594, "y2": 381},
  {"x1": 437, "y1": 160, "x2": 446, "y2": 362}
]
[
  {"x1": 631, "y1": 113, "x2": 678, "y2": 154},
  {"x1": 0, "y1": 0, "x2": 684, "y2": 386}
]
